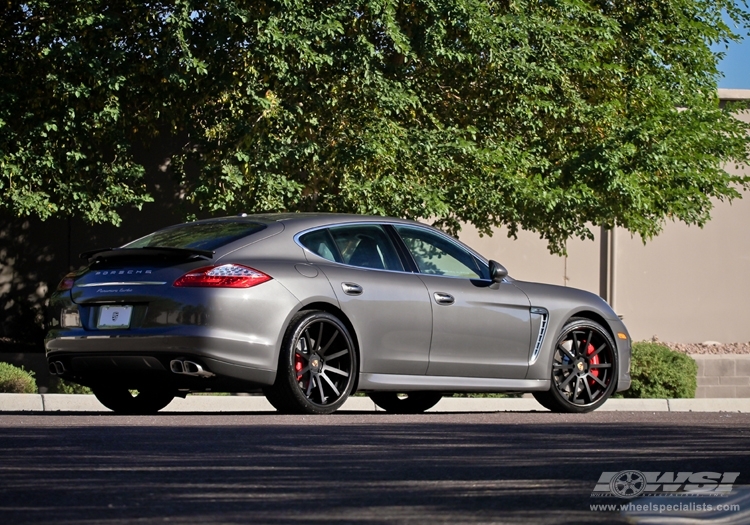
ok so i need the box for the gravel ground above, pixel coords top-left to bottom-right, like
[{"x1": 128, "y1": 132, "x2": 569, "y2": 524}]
[{"x1": 646, "y1": 337, "x2": 750, "y2": 354}]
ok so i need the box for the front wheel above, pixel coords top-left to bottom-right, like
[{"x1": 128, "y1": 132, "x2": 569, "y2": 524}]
[
  {"x1": 92, "y1": 386, "x2": 175, "y2": 415},
  {"x1": 264, "y1": 311, "x2": 357, "y2": 414},
  {"x1": 533, "y1": 318, "x2": 618, "y2": 413},
  {"x1": 368, "y1": 392, "x2": 443, "y2": 414}
]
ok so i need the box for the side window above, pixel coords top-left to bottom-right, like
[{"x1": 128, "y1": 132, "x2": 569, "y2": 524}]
[
  {"x1": 299, "y1": 229, "x2": 341, "y2": 263},
  {"x1": 328, "y1": 225, "x2": 404, "y2": 271},
  {"x1": 394, "y1": 225, "x2": 489, "y2": 279}
]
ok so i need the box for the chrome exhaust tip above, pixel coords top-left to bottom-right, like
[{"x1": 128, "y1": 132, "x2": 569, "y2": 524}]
[
  {"x1": 53, "y1": 361, "x2": 66, "y2": 375},
  {"x1": 183, "y1": 361, "x2": 215, "y2": 378},
  {"x1": 49, "y1": 363, "x2": 59, "y2": 375},
  {"x1": 169, "y1": 359, "x2": 214, "y2": 378}
]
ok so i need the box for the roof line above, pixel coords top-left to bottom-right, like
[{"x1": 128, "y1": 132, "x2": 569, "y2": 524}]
[{"x1": 718, "y1": 88, "x2": 750, "y2": 101}]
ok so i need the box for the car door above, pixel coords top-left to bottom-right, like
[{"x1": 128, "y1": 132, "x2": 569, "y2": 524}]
[
  {"x1": 298, "y1": 224, "x2": 433, "y2": 375},
  {"x1": 392, "y1": 225, "x2": 532, "y2": 379}
]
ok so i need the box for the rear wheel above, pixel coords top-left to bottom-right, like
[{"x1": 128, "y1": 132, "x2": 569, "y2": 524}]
[
  {"x1": 368, "y1": 392, "x2": 443, "y2": 414},
  {"x1": 92, "y1": 386, "x2": 175, "y2": 415},
  {"x1": 264, "y1": 311, "x2": 357, "y2": 414},
  {"x1": 533, "y1": 318, "x2": 618, "y2": 413}
]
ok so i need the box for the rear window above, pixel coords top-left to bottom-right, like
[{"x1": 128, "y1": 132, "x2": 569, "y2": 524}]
[{"x1": 124, "y1": 221, "x2": 267, "y2": 251}]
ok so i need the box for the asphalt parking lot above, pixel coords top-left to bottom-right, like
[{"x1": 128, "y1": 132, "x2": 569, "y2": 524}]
[{"x1": 1, "y1": 411, "x2": 748, "y2": 524}]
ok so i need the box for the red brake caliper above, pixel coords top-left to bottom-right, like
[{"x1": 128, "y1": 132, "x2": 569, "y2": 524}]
[
  {"x1": 586, "y1": 343, "x2": 599, "y2": 386},
  {"x1": 295, "y1": 353, "x2": 305, "y2": 382}
]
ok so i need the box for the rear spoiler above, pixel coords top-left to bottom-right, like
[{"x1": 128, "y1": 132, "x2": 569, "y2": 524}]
[{"x1": 80, "y1": 246, "x2": 214, "y2": 262}]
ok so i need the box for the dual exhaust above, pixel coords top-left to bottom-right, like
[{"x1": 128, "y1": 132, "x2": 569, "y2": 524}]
[
  {"x1": 48, "y1": 358, "x2": 214, "y2": 378},
  {"x1": 170, "y1": 359, "x2": 214, "y2": 378}
]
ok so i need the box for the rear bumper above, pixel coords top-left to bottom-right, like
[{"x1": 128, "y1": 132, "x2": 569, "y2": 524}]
[{"x1": 45, "y1": 333, "x2": 277, "y2": 388}]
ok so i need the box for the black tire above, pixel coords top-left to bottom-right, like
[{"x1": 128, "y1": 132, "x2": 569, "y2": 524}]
[
  {"x1": 533, "y1": 318, "x2": 618, "y2": 413},
  {"x1": 368, "y1": 392, "x2": 443, "y2": 414},
  {"x1": 92, "y1": 386, "x2": 175, "y2": 415},
  {"x1": 264, "y1": 311, "x2": 357, "y2": 415}
]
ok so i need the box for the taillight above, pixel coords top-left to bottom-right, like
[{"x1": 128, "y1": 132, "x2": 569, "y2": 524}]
[
  {"x1": 56, "y1": 272, "x2": 77, "y2": 291},
  {"x1": 174, "y1": 264, "x2": 272, "y2": 288}
]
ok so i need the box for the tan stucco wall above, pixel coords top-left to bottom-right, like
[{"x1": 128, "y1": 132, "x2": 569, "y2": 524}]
[{"x1": 612, "y1": 196, "x2": 750, "y2": 342}]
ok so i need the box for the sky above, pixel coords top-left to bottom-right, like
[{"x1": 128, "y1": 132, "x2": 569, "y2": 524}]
[
  {"x1": 715, "y1": 37, "x2": 750, "y2": 89},
  {"x1": 714, "y1": 9, "x2": 750, "y2": 89}
]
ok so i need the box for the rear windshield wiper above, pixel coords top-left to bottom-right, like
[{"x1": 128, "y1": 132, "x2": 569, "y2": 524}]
[{"x1": 80, "y1": 246, "x2": 214, "y2": 262}]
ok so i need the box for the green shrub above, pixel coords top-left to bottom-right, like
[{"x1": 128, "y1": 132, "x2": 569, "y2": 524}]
[
  {"x1": 620, "y1": 342, "x2": 697, "y2": 399},
  {"x1": 0, "y1": 362, "x2": 38, "y2": 393},
  {"x1": 55, "y1": 379, "x2": 92, "y2": 395}
]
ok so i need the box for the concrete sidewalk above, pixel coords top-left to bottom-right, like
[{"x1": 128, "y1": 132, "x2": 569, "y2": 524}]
[{"x1": 1, "y1": 394, "x2": 750, "y2": 413}]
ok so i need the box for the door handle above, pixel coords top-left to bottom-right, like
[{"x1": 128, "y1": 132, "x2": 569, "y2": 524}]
[
  {"x1": 433, "y1": 292, "x2": 454, "y2": 305},
  {"x1": 341, "y1": 282, "x2": 363, "y2": 296}
]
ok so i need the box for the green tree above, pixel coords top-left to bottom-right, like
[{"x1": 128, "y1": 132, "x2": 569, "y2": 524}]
[{"x1": 2, "y1": 0, "x2": 749, "y2": 253}]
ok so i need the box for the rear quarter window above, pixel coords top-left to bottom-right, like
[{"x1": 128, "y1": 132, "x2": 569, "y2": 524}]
[{"x1": 298, "y1": 229, "x2": 342, "y2": 263}]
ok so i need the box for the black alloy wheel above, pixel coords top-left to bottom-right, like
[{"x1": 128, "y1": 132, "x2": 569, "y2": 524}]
[
  {"x1": 91, "y1": 385, "x2": 176, "y2": 415},
  {"x1": 368, "y1": 392, "x2": 443, "y2": 414},
  {"x1": 533, "y1": 318, "x2": 618, "y2": 413},
  {"x1": 264, "y1": 311, "x2": 357, "y2": 414}
]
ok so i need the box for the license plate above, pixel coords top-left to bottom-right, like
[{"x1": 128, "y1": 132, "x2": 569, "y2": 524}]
[{"x1": 97, "y1": 305, "x2": 133, "y2": 329}]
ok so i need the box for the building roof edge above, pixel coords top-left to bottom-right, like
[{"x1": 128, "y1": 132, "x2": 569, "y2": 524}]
[{"x1": 718, "y1": 88, "x2": 750, "y2": 101}]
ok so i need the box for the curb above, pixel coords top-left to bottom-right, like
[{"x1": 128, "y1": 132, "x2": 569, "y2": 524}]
[{"x1": 1, "y1": 394, "x2": 750, "y2": 413}]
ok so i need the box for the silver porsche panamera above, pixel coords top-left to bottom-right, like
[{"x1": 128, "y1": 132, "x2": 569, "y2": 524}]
[{"x1": 46, "y1": 213, "x2": 631, "y2": 414}]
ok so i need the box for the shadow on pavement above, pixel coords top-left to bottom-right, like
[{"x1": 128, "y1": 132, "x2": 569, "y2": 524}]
[{"x1": 0, "y1": 413, "x2": 748, "y2": 524}]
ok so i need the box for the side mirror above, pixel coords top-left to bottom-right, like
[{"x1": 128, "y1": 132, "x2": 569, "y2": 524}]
[{"x1": 489, "y1": 260, "x2": 508, "y2": 283}]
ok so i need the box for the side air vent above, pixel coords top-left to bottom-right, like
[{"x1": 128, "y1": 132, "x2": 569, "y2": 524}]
[{"x1": 529, "y1": 307, "x2": 549, "y2": 364}]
